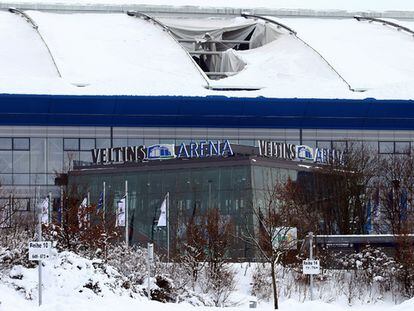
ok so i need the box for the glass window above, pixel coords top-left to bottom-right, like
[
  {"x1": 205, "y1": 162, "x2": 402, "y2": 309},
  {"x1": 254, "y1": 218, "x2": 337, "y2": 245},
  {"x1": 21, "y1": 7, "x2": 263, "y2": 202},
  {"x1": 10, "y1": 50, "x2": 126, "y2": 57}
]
[
  {"x1": 80, "y1": 139, "x2": 95, "y2": 150},
  {"x1": 0, "y1": 151, "x2": 12, "y2": 173},
  {"x1": 113, "y1": 138, "x2": 127, "y2": 147},
  {"x1": 13, "y1": 138, "x2": 29, "y2": 150},
  {"x1": 96, "y1": 138, "x2": 111, "y2": 149},
  {"x1": 30, "y1": 174, "x2": 47, "y2": 185},
  {"x1": 47, "y1": 174, "x2": 56, "y2": 185},
  {"x1": 159, "y1": 138, "x2": 174, "y2": 145},
  {"x1": 80, "y1": 151, "x2": 92, "y2": 163},
  {"x1": 379, "y1": 141, "x2": 394, "y2": 154},
  {"x1": 0, "y1": 138, "x2": 12, "y2": 150},
  {"x1": 144, "y1": 139, "x2": 159, "y2": 146},
  {"x1": 286, "y1": 140, "x2": 300, "y2": 145},
  {"x1": 302, "y1": 140, "x2": 316, "y2": 148},
  {"x1": 30, "y1": 138, "x2": 47, "y2": 173},
  {"x1": 128, "y1": 138, "x2": 144, "y2": 146},
  {"x1": 15, "y1": 198, "x2": 30, "y2": 211},
  {"x1": 13, "y1": 174, "x2": 30, "y2": 185},
  {"x1": 0, "y1": 174, "x2": 12, "y2": 185},
  {"x1": 332, "y1": 141, "x2": 347, "y2": 151},
  {"x1": 363, "y1": 141, "x2": 378, "y2": 153},
  {"x1": 64, "y1": 138, "x2": 79, "y2": 151},
  {"x1": 238, "y1": 139, "x2": 255, "y2": 146},
  {"x1": 13, "y1": 151, "x2": 29, "y2": 173},
  {"x1": 64, "y1": 151, "x2": 79, "y2": 171},
  {"x1": 395, "y1": 142, "x2": 410, "y2": 154},
  {"x1": 48, "y1": 138, "x2": 63, "y2": 173},
  {"x1": 252, "y1": 166, "x2": 264, "y2": 190},
  {"x1": 317, "y1": 141, "x2": 331, "y2": 149}
]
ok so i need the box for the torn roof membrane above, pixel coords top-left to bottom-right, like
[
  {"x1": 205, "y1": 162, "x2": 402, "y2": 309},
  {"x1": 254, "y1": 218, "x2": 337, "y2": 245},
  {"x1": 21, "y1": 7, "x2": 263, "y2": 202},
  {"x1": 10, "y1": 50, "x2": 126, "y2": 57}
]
[{"x1": 0, "y1": 10, "x2": 413, "y2": 100}]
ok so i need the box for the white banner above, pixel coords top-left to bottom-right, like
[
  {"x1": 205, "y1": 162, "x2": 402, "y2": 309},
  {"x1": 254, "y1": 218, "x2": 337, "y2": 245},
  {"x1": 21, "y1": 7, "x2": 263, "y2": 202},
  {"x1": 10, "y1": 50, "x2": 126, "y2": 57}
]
[
  {"x1": 157, "y1": 197, "x2": 167, "y2": 227},
  {"x1": 40, "y1": 198, "x2": 49, "y2": 225},
  {"x1": 78, "y1": 197, "x2": 88, "y2": 229},
  {"x1": 116, "y1": 198, "x2": 126, "y2": 227}
]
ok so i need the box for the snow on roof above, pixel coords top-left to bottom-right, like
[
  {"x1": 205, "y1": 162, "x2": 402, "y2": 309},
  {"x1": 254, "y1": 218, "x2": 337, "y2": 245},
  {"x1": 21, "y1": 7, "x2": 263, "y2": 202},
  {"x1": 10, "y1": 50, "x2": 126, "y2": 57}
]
[
  {"x1": 0, "y1": 9, "x2": 414, "y2": 99},
  {"x1": 4, "y1": 0, "x2": 414, "y2": 13}
]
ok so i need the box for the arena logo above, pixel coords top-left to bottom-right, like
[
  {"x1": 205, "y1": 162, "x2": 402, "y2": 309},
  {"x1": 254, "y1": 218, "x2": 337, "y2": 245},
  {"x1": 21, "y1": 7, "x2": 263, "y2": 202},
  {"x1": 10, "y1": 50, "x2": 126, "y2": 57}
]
[
  {"x1": 176, "y1": 140, "x2": 234, "y2": 158},
  {"x1": 147, "y1": 144, "x2": 176, "y2": 160},
  {"x1": 92, "y1": 145, "x2": 146, "y2": 164},
  {"x1": 258, "y1": 140, "x2": 344, "y2": 165},
  {"x1": 91, "y1": 140, "x2": 234, "y2": 164}
]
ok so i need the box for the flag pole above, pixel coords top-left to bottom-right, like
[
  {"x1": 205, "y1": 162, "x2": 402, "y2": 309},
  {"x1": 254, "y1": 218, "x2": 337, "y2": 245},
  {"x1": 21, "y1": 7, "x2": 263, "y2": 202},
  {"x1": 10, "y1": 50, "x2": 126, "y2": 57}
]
[
  {"x1": 87, "y1": 191, "x2": 90, "y2": 225},
  {"x1": 103, "y1": 181, "x2": 106, "y2": 223},
  {"x1": 48, "y1": 192, "x2": 52, "y2": 224},
  {"x1": 167, "y1": 192, "x2": 170, "y2": 262},
  {"x1": 125, "y1": 180, "x2": 129, "y2": 247}
]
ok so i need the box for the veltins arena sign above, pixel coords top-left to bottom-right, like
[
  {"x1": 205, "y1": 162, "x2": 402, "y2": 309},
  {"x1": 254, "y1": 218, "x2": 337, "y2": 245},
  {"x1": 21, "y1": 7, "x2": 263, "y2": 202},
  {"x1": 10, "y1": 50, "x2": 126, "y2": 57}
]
[
  {"x1": 258, "y1": 140, "x2": 344, "y2": 165},
  {"x1": 91, "y1": 140, "x2": 234, "y2": 165}
]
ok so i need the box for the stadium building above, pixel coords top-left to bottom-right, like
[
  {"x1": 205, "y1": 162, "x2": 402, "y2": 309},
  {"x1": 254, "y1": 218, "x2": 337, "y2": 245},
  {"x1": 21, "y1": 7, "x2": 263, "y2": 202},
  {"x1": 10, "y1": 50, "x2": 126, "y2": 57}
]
[{"x1": 1, "y1": 3, "x2": 414, "y2": 251}]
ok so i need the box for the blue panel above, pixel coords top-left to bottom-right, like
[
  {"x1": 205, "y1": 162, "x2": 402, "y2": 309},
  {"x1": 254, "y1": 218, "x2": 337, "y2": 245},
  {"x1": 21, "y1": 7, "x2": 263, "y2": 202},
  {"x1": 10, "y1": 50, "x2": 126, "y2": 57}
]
[{"x1": 0, "y1": 94, "x2": 414, "y2": 130}]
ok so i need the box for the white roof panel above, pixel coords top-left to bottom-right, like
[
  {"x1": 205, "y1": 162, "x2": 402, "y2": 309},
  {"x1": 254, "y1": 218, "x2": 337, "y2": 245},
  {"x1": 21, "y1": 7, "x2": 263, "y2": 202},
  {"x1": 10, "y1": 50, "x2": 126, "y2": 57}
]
[
  {"x1": 0, "y1": 11, "x2": 57, "y2": 78},
  {"x1": 282, "y1": 18, "x2": 414, "y2": 91},
  {"x1": 0, "y1": 9, "x2": 414, "y2": 100}
]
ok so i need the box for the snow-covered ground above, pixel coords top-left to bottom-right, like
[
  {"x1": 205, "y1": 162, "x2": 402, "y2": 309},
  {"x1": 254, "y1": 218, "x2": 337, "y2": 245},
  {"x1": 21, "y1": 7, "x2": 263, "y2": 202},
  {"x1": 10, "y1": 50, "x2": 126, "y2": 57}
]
[
  {"x1": 1, "y1": 286, "x2": 413, "y2": 311},
  {"x1": 1, "y1": 250, "x2": 414, "y2": 311}
]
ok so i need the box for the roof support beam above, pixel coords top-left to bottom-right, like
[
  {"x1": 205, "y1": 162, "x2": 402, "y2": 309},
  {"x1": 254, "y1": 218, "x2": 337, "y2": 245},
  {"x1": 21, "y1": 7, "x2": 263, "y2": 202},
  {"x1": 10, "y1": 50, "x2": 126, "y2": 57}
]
[
  {"x1": 354, "y1": 15, "x2": 414, "y2": 36},
  {"x1": 9, "y1": 7, "x2": 62, "y2": 78},
  {"x1": 241, "y1": 13, "x2": 365, "y2": 93}
]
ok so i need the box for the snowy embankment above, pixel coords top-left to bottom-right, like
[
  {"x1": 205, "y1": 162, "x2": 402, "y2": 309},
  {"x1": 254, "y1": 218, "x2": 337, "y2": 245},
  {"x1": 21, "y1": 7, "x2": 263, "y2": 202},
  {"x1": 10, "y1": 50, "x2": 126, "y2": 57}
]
[{"x1": 0, "y1": 250, "x2": 414, "y2": 311}]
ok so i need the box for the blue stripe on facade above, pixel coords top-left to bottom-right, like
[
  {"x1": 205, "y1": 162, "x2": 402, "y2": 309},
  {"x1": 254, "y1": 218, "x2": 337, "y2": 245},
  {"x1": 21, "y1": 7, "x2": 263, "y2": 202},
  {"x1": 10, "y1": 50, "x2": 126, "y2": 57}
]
[{"x1": 0, "y1": 94, "x2": 413, "y2": 130}]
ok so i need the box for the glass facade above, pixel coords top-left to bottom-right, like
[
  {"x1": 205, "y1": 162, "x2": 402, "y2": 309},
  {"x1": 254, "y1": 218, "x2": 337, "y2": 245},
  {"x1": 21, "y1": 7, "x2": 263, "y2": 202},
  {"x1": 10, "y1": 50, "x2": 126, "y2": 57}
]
[
  {"x1": 67, "y1": 157, "x2": 307, "y2": 259},
  {"x1": 70, "y1": 163, "x2": 254, "y2": 259},
  {"x1": 1, "y1": 125, "x2": 414, "y2": 215}
]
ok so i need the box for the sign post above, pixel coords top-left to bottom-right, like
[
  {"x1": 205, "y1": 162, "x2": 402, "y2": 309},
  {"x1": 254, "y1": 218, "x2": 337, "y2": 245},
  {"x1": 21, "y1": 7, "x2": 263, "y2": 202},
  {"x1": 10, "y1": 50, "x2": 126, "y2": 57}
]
[
  {"x1": 29, "y1": 239, "x2": 52, "y2": 306},
  {"x1": 31, "y1": 202, "x2": 53, "y2": 306},
  {"x1": 302, "y1": 232, "x2": 321, "y2": 301},
  {"x1": 125, "y1": 180, "x2": 128, "y2": 247},
  {"x1": 37, "y1": 205, "x2": 42, "y2": 307},
  {"x1": 147, "y1": 243, "x2": 154, "y2": 300}
]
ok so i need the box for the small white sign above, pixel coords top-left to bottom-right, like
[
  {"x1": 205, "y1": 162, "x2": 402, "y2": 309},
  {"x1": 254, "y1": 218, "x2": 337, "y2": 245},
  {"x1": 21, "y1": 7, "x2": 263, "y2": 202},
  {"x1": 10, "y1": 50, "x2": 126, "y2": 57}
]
[
  {"x1": 148, "y1": 243, "x2": 154, "y2": 262},
  {"x1": 303, "y1": 259, "x2": 320, "y2": 275},
  {"x1": 28, "y1": 241, "x2": 52, "y2": 261}
]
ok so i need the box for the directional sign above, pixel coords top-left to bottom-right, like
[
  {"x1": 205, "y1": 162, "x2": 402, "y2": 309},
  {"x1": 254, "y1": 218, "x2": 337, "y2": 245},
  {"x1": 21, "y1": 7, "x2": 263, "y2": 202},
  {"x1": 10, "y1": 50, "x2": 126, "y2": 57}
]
[
  {"x1": 303, "y1": 259, "x2": 320, "y2": 275},
  {"x1": 28, "y1": 241, "x2": 52, "y2": 261}
]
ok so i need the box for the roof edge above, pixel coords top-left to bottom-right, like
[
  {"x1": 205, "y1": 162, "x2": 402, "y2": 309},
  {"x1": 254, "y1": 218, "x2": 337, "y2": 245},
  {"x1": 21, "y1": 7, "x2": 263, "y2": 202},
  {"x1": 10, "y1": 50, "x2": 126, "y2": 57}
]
[{"x1": 1, "y1": 2, "x2": 414, "y2": 19}]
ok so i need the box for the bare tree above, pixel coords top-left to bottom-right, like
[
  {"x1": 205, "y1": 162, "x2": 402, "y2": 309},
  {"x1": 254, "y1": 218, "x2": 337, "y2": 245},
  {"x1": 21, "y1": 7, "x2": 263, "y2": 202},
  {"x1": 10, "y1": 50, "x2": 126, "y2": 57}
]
[
  {"x1": 309, "y1": 143, "x2": 378, "y2": 235},
  {"x1": 375, "y1": 152, "x2": 414, "y2": 297},
  {"x1": 180, "y1": 214, "x2": 207, "y2": 290},
  {"x1": 243, "y1": 180, "x2": 302, "y2": 310}
]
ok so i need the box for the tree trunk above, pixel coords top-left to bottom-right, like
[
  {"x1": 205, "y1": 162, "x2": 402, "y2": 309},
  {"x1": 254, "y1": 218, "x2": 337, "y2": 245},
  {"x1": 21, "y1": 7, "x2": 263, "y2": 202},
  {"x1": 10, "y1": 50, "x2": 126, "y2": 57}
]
[{"x1": 270, "y1": 260, "x2": 278, "y2": 309}]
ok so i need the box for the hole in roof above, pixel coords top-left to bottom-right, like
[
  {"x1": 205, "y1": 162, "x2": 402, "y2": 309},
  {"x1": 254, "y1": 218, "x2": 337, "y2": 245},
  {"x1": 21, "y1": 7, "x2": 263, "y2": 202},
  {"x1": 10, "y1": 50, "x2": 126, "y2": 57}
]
[{"x1": 160, "y1": 17, "x2": 285, "y2": 81}]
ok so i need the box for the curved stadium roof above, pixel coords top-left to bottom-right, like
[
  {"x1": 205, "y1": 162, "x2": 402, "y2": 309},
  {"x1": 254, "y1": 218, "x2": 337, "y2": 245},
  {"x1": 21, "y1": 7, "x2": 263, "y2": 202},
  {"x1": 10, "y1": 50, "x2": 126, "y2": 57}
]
[{"x1": 1, "y1": 2, "x2": 414, "y2": 100}]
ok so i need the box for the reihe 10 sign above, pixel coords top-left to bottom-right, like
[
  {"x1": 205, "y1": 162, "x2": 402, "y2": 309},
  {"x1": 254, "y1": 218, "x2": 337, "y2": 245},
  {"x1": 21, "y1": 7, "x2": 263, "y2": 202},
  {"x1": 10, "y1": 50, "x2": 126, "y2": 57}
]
[
  {"x1": 28, "y1": 241, "x2": 52, "y2": 261},
  {"x1": 303, "y1": 259, "x2": 320, "y2": 275}
]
